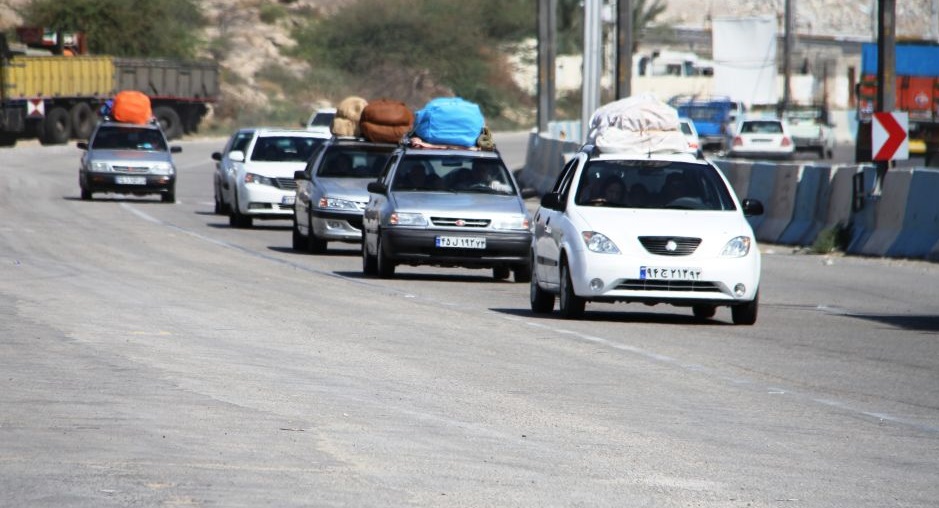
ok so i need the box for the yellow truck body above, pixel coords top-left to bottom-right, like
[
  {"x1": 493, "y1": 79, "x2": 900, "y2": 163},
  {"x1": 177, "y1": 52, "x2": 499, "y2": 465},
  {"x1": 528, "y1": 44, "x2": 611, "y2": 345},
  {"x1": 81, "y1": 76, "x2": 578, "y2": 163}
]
[{"x1": 4, "y1": 56, "x2": 114, "y2": 99}]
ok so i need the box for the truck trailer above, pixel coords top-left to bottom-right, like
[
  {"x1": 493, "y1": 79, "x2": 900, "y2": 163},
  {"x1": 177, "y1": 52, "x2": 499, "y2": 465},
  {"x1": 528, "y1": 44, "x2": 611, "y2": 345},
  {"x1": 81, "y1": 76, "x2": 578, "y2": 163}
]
[{"x1": 0, "y1": 33, "x2": 218, "y2": 147}]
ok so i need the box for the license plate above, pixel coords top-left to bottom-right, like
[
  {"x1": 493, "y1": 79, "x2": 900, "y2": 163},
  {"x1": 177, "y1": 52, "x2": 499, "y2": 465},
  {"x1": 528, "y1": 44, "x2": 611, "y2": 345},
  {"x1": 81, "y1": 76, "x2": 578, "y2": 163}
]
[
  {"x1": 281, "y1": 195, "x2": 295, "y2": 205},
  {"x1": 115, "y1": 175, "x2": 146, "y2": 185},
  {"x1": 640, "y1": 266, "x2": 702, "y2": 280},
  {"x1": 436, "y1": 236, "x2": 486, "y2": 249}
]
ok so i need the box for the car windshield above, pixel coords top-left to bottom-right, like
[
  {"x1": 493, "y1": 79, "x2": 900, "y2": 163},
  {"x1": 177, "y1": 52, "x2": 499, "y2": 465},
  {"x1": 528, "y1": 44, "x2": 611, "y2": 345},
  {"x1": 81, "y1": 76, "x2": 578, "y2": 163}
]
[
  {"x1": 250, "y1": 136, "x2": 324, "y2": 162},
  {"x1": 317, "y1": 146, "x2": 393, "y2": 178},
  {"x1": 391, "y1": 154, "x2": 516, "y2": 195},
  {"x1": 90, "y1": 126, "x2": 167, "y2": 151},
  {"x1": 574, "y1": 159, "x2": 737, "y2": 211}
]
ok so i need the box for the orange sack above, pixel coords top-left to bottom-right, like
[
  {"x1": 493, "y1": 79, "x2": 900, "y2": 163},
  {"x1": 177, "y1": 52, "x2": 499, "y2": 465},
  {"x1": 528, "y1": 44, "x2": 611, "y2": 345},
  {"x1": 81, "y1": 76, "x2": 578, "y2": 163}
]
[{"x1": 111, "y1": 90, "x2": 152, "y2": 125}]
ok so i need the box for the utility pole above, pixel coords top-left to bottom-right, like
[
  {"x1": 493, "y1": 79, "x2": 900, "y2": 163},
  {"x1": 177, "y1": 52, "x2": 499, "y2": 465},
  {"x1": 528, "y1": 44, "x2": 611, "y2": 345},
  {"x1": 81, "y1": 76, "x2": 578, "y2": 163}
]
[
  {"x1": 582, "y1": 0, "x2": 602, "y2": 142},
  {"x1": 874, "y1": 0, "x2": 896, "y2": 195},
  {"x1": 537, "y1": 0, "x2": 557, "y2": 134},
  {"x1": 782, "y1": 0, "x2": 794, "y2": 112},
  {"x1": 615, "y1": 0, "x2": 633, "y2": 100}
]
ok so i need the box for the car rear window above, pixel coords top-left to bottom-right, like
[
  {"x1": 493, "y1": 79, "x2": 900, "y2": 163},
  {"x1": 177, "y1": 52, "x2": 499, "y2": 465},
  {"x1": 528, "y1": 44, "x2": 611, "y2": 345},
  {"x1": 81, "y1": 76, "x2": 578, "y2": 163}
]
[
  {"x1": 574, "y1": 159, "x2": 737, "y2": 211},
  {"x1": 740, "y1": 121, "x2": 783, "y2": 134},
  {"x1": 91, "y1": 126, "x2": 167, "y2": 151},
  {"x1": 317, "y1": 146, "x2": 394, "y2": 178}
]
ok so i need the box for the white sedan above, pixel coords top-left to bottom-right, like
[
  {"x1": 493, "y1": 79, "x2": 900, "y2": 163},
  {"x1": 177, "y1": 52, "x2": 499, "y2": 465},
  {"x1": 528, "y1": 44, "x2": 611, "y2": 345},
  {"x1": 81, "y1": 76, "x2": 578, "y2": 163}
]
[
  {"x1": 225, "y1": 128, "x2": 330, "y2": 228},
  {"x1": 727, "y1": 118, "x2": 795, "y2": 159},
  {"x1": 530, "y1": 150, "x2": 764, "y2": 324}
]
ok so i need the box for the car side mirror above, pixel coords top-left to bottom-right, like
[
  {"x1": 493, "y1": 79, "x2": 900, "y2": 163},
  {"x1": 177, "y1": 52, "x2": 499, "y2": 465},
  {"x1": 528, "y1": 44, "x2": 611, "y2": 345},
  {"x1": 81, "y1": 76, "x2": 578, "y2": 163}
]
[
  {"x1": 367, "y1": 181, "x2": 387, "y2": 194},
  {"x1": 742, "y1": 198, "x2": 764, "y2": 217},
  {"x1": 540, "y1": 192, "x2": 565, "y2": 211},
  {"x1": 211, "y1": 151, "x2": 222, "y2": 161},
  {"x1": 170, "y1": 146, "x2": 182, "y2": 153},
  {"x1": 76, "y1": 141, "x2": 88, "y2": 150},
  {"x1": 229, "y1": 150, "x2": 245, "y2": 162},
  {"x1": 294, "y1": 170, "x2": 308, "y2": 181}
]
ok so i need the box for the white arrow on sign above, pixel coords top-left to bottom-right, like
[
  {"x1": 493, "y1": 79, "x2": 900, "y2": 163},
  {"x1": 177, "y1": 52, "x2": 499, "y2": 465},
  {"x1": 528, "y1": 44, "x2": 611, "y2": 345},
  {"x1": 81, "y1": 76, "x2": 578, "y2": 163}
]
[{"x1": 872, "y1": 111, "x2": 909, "y2": 161}]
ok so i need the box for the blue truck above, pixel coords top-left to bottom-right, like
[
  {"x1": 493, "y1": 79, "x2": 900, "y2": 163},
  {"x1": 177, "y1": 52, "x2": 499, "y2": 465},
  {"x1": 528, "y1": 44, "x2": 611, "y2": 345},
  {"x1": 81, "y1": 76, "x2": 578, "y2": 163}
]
[{"x1": 668, "y1": 95, "x2": 745, "y2": 152}]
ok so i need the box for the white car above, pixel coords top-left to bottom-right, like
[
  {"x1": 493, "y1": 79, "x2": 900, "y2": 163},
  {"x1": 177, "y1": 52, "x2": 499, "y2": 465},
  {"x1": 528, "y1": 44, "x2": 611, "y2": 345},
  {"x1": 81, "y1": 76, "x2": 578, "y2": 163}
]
[
  {"x1": 530, "y1": 148, "x2": 764, "y2": 324},
  {"x1": 211, "y1": 127, "x2": 255, "y2": 214},
  {"x1": 727, "y1": 117, "x2": 795, "y2": 159},
  {"x1": 224, "y1": 128, "x2": 330, "y2": 228}
]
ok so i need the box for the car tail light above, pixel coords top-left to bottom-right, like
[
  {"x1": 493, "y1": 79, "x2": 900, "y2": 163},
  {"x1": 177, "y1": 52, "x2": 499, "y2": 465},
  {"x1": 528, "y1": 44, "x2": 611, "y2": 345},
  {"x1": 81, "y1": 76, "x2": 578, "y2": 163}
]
[
  {"x1": 781, "y1": 136, "x2": 792, "y2": 147},
  {"x1": 733, "y1": 136, "x2": 743, "y2": 147}
]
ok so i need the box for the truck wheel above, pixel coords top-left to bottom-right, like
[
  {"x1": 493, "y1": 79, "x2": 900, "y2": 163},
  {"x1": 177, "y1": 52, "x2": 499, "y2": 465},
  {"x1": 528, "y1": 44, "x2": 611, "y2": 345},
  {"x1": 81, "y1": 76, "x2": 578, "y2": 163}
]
[
  {"x1": 0, "y1": 133, "x2": 16, "y2": 147},
  {"x1": 154, "y1": 106, "x2": 183, "y2": 140},
  {"x1": 69, "y1": 103, "x2": 95, "y2": 140},
  {"x1": 40, "y1": 107, "x2": 71, "y2": 145}
]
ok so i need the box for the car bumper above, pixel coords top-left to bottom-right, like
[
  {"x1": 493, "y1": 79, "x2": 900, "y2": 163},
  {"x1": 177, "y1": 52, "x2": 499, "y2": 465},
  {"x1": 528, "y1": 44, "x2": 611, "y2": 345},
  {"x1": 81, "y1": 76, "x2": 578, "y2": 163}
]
[
  {"x1": 238, "y1": 185, "x2": 295, "y2": 218},
  {"x1": 382, "y1": 228, "x2": 531, "y2": 267},
  {"x1": 311, "y1": 209, "x2": 364, "y2": 242},
  {"x1": 82, "y1": 172, "x2": 175, "y2": 195},
  {"x1": 567, "y1": 248, "x2": 760, "y2": 305},
  {"x1": 728, "y1": 147, "x2": 794, "y2": 159}
]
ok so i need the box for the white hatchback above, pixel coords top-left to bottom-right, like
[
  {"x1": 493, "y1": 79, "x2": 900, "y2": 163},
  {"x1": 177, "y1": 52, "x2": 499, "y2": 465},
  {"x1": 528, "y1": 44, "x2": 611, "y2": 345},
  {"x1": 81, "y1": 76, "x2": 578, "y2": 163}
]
[{"x1": 530, "y1": 149, "x2": 764, "y2": 324}]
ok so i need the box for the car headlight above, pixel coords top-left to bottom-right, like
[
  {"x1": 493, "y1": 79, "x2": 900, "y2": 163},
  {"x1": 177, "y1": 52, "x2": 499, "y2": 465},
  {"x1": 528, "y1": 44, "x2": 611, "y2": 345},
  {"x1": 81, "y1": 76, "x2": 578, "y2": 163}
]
[
  {"x1": 583, "y1": 231, "x2": 620, "y2": 254},
  {"x1": 318, "y1": 196, "x2": 358, "y2": 210},
  {"x1": 492, "y1": 215, "x2": 530, "y2": 231},
  {"x1": 388, "y1": 212, "x2": 427, "y2": 227},
  {"x1": 90, "y1": 161, "x2": 111, "y2": 172},
  {"x1": 151, "y1": 162, "x2": 175, "y2": 175},
  {"x1": 245, "y1": 172, "x2": 275, "y2": 186},
  {"x1": 721, "y1": 236, "x2": 752, "y2": 257}
]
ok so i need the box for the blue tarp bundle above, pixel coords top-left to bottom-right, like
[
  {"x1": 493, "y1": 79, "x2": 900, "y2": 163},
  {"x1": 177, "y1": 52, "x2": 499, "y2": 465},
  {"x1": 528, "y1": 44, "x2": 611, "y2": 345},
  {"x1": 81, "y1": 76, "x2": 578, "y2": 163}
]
[{"x1": 414, "y1": 97, "x2": 484, "y2": 147}]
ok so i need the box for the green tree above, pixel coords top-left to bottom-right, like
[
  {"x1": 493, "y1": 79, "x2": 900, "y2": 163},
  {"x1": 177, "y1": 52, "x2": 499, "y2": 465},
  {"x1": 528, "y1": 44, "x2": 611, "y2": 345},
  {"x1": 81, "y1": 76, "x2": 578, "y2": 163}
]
[
  {"x1": 291, "y1": 0, "x2": 534, "y2": 117},
  {"x1": 19, "y1": 0, "x2": 205, "y2": 58}
]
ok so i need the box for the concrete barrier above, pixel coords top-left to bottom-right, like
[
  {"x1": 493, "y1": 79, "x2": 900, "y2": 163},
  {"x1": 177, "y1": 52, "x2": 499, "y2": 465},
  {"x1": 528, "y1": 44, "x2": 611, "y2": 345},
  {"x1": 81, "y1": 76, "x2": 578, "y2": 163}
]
[
  {"x1": 849, "y1": 169, "x2": 913, "y2": 256},
  {"x1": 778, "y1": 164, "x2": 831, "y2": 245},
  {"x1": 824, "y1": 165, "x2": 864, "y2": 233},
  {"x1": 520, "y1": 131, "x2": 580, "y2": 196},
  {"x1": 886, "y1": 169, "x2": 939, "y2": 258},
  {"x1": 712, "y1": 159, "x2": 753, "y2": 201}
]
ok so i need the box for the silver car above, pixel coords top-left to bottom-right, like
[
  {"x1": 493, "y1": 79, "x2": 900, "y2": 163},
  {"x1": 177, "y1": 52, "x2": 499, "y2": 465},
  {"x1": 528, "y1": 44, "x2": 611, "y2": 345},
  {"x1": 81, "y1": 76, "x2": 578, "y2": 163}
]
[
  {"x1": 361, "y1": 147, "x2": 532, "y2": 281},
  {"x1": 292, "y1": 138, "x2": 397, "y2": 253},
  {"x1": 78, "y1": 121, "x2": 181, "y2": 202}
]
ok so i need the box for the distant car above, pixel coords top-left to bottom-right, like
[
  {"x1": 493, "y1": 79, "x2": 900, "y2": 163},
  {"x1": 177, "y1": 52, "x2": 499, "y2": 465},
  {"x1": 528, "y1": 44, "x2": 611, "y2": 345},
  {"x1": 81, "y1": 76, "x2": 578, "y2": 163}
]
[
  {"x1": 77, "y1": 121, "x2": 181, "y2": 203},
  {"x1": 728, "y1": 117, "x2": 795, "y2": 160},
  {"x1": 225, "y1": 128, "x2": 330, "y2": 228},
  {"x1": 782, "y1": 109, "x2": 834, "y2": 159},
  {"x1": 211, "y1": 127, "x2": 255, "y2": 214},
  {"x1": 678, "y1": 117, "x2": 703, "y2": 158},
  {"x1": 292, "y1": 137, "x2": 397, "y2": 253},
  {"x1": 305, "y1": 107, "x2": 337, "y2": 137},
  {"x1": 530, "y1": 147, "x2": 764, "y2": 324},
  {"x1": 361, "y1": 145, "x2": 532, "y2": 281}
]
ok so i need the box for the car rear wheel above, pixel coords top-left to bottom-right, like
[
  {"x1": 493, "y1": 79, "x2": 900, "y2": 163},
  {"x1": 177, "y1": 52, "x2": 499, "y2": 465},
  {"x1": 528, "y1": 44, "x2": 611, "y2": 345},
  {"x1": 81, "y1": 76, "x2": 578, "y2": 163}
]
[
  {"x1": 492, "y1": 266, "x2": 510, "y2": 280},
  {"x1": 732, "y1": 291, "x2": 759, "y2": 325},
  {"x1": 692, "y1": 305, "x2": 716, "y2": 320},
  {"x1": 376, "y1": 233, "x2": 395, "y2": 279},
  {"x1": 558, "y1": 261, "x2": 585, "y2": 319},
  {"x1": 362, "y1": 232, "x2": 378, "y2": 276},
  {"x1": 530, "y1": 259, "x2": 555, "y2": 314},
  {"x1": 513, "y1": 261, "x2": 532, "y2": 283}
]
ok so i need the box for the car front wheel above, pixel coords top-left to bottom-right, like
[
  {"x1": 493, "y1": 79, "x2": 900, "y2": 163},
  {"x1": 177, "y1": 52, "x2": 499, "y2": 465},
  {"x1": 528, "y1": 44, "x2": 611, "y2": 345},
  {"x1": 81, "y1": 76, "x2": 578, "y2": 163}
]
[
  {"x1": 291, "y1": 218, "x2": 305, "y2": 251},
  {"x1": 558, "y1": 261, "x2": 585, "y2": 319},
  {"x1": 376, "y1": 232, "x2": 395, "y2": 279},
  {"x1": 530, "y1": 259, "x2": 555, "y2": 314},
  {"x1": 362, "y1": 232, "x2": 378, "y2": 276}
]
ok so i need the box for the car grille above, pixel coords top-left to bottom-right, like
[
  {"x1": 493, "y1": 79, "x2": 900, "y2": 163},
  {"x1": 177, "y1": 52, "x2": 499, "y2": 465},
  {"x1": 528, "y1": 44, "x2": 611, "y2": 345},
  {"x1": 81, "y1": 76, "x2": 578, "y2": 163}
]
[
  {"x1": 275, "y1": 178, "x2": 297, "y2": 190},
  {"x1": 431, "y1": 217, "x2": 490, "y2": 228},
  {"x1": 112, "y1": 165, "x2": 151, "y2": 174},
  {"x1": 616, "y1": 279, "x2": 721, "y2": 292},
  {"x1": 638, "y1": 236, "x2": 701, "y2": 256}
]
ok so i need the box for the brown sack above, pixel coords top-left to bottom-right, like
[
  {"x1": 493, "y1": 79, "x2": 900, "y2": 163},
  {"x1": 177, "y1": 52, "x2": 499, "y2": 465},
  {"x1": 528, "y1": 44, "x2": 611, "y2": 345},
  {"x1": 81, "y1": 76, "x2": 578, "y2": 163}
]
[
  {"x1": 361, "y1": 99, "x2": 414, "y2": 127},
  {"x1": 111, "y1": 90, "x2": 152, "y2": 125},
  {"x1": 360, "y1": 122, "x2": 410, "y2": 144}
]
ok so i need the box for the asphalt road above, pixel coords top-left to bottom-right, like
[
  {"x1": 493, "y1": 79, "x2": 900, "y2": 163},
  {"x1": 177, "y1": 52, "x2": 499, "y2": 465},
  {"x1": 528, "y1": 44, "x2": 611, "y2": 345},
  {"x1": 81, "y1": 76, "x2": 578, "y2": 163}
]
[{"x1": 0, "y1": 134, "x2": 937, "y2": 507}]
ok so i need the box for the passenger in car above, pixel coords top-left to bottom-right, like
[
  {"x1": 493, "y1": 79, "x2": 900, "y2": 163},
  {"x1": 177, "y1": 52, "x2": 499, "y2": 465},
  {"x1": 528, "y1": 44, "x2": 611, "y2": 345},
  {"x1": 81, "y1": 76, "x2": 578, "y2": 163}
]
[{"x1": 660, "y1": 172, "x2": 693, "y2": 205}]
